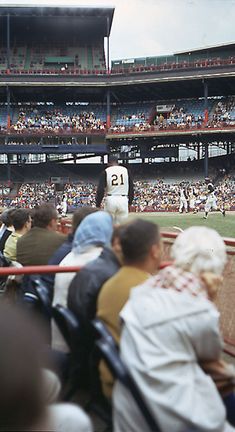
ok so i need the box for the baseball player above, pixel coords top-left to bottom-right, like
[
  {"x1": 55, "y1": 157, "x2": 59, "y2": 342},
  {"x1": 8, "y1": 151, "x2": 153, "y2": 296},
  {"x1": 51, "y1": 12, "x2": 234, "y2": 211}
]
[
  {"x1": 96, "y1": 156, "x2": 134, "y2": 224},
  {"x1": 179, "y1": 185, "x2": 189, "y2": 213},
  {"x1": 204, "y1": 179, "x2": 225, "y2": 219}
]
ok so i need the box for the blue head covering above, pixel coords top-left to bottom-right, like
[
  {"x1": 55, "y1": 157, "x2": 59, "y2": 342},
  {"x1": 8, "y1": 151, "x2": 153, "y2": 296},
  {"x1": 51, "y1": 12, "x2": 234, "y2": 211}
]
[{"x1": 72, "y1": 211, "x2": 113, "y2": 254}]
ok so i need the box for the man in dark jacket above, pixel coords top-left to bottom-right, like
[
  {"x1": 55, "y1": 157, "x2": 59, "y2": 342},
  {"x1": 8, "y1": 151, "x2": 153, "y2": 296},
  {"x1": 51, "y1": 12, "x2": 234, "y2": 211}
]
[{"x1": 68, "y1": 226, "x2": 122, "y2": 327}]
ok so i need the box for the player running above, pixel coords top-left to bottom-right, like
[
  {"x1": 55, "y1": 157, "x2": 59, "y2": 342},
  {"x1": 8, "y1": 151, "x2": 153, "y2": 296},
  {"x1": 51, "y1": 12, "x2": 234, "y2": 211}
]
[
  {"x1": 179, "y1": 185, "x2": 189, "y2": 213},
  {"x1": 204, "y1": 179, "x2": 225, "y2": 219}
]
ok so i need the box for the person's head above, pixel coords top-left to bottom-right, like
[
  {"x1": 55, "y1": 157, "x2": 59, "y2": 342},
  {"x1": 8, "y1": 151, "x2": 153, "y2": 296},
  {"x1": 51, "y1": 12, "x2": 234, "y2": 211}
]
[
  {"x1": 119, "y1": 219, "x2": 161, "y2": 274},
  {"x1": 72, "y1": 211, "x2": 113, "y2": 254},
  {"x1": 171, "y1": 227, "x2": 226, "y2": 277},
  {"x1": 0, "y1": 304, "x2": 46, "y2": 431},
  {"x1": 108, "y1": 155, "x2": 119, "y2": 166},
  {"x1": 111, "y1": 225, "x2": 124, "y2": 263},
  {"x1": 0, "y1": 208, "x2": 16, "y2": 228},
  {"x1": 11, "y1": 209, "x2": 32, "y2": 234},
  {"x1": 72, "y1": 206, "x2": 98, "y2": 235},
  {"x1": 33, "y1": 203, "x2": 58, "y2": 231}
]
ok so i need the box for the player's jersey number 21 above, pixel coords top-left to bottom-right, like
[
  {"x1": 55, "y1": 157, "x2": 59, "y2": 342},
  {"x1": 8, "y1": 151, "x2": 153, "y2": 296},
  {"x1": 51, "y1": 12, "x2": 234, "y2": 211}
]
[{"x1": 111, "y1": 173, "x2": 124, "y2": 186}]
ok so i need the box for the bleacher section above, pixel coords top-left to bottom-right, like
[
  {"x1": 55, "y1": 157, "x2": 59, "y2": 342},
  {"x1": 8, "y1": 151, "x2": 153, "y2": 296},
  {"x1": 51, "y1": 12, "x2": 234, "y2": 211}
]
[
  {"x1": 1, "y1": 97, "x2": 235, "y2": 133},
  {"x1": 111, "y1": 102, "x2": 154, "y2": 127},
  {"x1": 0, "y1": 43, "x2": 106, "y2": 73}
]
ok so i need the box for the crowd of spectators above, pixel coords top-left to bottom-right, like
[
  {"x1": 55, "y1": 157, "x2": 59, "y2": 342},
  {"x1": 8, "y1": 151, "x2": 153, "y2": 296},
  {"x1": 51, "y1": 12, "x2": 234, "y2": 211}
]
[
  {"x1": 110, "y1": 103, "x2": 235, "y2": 134},
  {"x1": 133, "y1": 175, "x2": 235, "y2": 212},
  {"x1": 0, "y1": 175, "x2": 234, "y2": 211},
  {"x1": 10, "y1": 109, "x2": 106, "y2": 133},
  {"x1": 7, "y1": 182, "x2": 56, "y2": 208},
  {"x1": 1, "y1": 98, "x2": 235, "y2": 136},
  {"x1": 0, "y1": 204, "x2": 234, "y2": 431}
]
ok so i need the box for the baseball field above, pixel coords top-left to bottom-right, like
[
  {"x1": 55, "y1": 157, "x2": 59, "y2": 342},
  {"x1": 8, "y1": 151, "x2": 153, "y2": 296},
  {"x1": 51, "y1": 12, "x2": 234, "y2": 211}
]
[{"x1": 129, "y1": 212, "x2": 235, "y2": 238}]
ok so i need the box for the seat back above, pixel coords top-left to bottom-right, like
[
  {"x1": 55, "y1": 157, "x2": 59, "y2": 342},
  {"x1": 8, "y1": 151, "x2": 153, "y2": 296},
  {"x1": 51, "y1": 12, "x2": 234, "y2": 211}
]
[
  {"x1": 52, "y1": 304, "x2": 81, "y2": 353},
  {"x1": 92, "y1": 319, "x2": 161, "y2": 432},
  {"x1": 96, "y1": 338, "x2": 161, "y2": 432},
  {"x1": 92, "y1": 318, "x2": 117, "y2": 349},
  {"x1": 33, "y1": 277, "x2": 52, "y2": 319}
]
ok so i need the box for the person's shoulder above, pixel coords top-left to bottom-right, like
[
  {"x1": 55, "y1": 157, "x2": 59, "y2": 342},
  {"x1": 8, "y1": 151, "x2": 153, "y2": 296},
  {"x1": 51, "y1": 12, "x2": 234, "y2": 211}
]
[
  {"x1": 99, "y1": 267, "x2": 122, "y2": 293},
  {"x1": 47, "y1": 230, "x2": 66, "y2": 240},
  {"x1": 17, "y1": 228, "x2": 32, "y2": 243}
]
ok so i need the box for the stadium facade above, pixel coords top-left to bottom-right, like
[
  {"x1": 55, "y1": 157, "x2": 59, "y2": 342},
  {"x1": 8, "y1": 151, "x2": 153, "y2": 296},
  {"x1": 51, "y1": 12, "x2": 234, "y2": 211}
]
[{"x1": 0, "y1": 4, "x2": 234, "y2": 182}]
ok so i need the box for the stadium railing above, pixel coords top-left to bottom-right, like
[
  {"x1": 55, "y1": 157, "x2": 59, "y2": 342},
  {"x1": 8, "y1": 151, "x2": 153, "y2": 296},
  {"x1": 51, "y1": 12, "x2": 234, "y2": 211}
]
[
  {"x1": 107, "y1": 124, "x2": 235, "y2": 135},
  {"x1": 0, "y1": 56, "x2": 235, "y2": 76},
  {"x1": 1, "y1": 123, "x2": 234, "y2": 137}
]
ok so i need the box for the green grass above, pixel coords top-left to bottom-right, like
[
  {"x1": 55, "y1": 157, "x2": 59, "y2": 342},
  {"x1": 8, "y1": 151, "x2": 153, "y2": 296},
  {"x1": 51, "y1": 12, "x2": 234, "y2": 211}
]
[{"x1": 129, "y1": 212, "x2": 235, "y2": 238}]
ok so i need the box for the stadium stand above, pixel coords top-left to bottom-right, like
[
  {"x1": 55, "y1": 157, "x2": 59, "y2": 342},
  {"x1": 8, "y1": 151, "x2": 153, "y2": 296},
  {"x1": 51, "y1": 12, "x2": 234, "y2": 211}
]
[{"x1": 1, "y1": 97, "x2": 234, "y2": 135}]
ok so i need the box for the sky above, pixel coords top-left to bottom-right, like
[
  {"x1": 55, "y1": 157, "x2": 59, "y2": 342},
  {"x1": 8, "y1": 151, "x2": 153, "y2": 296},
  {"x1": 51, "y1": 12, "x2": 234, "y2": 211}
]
[{"x1": 2, "y1": 0, "x2": 235, "y2": 60}]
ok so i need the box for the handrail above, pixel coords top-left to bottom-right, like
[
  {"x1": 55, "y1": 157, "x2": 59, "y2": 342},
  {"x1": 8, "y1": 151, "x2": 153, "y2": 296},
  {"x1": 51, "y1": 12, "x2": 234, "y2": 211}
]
[
  {"x1": 0, "y1": 265, "x2": 82, "y2": 276},
  {"x1": 160, "y1": 231, "x2": 235, "y2": 255},
  {"x1": 0, "y1": 261, "x2": 172, "y2": 276}
]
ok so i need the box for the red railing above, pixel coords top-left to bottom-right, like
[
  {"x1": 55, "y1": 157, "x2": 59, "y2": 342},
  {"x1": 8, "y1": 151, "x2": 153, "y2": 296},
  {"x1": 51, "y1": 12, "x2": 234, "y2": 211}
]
[
  {"x1": 0, "y1": 128, "x2": 106, "y2": 136},
  {"x1": 107, "y1": 124, "x2": 235, "y2": 136},
  {"x1": 0, "y1": 261, "x2": 171, "y2": 277},
  {"x1": 161, "y1": 231, "x2": 235, "y2": 254},
  {"x1": 1, "y1": 123, "x2": 234, "y2": 137},
  {"x1": 0, "y1": 56, "x2": 235, "y2": 76}
]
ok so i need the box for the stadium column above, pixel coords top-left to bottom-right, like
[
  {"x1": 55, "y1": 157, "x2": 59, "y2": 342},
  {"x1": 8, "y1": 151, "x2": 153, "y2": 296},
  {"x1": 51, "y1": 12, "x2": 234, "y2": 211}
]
[
  {"x1": 6, "y1": 86, "x2": 11, "y2": 129},
  {"x1": 203, "y1": 80, "x2": 209, "y2": 124},
  {"x1": 204, "y1": 143, "x2": 209, "y2": 178},
  {"x1": 106, "y1": 89, "x2": 111, "y2": 129},
  {"x1": 7, "y1": 155, "x2": 11, "y2": 182},
  {"x1": 106, "y1": 16, "x2": 110, "y2": 74},
  {"x1": 197, "y1": 142, "x2": 200, "y2": 160},
  {"x1": 6, "y1": 13, "x2": 10, "y2": 73}
]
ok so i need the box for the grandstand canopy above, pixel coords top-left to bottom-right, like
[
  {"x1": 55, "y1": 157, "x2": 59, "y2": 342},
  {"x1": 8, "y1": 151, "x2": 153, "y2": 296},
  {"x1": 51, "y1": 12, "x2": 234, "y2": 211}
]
[
  {"x1": 0, "y1": 4, "x2": 114, "y2": 39},
  {"x1": 0, "y1": 75, "x2": 234, "y2": 103},
  {"x1": 175, "y1": 41, "x2": 235, "y2": 56}
]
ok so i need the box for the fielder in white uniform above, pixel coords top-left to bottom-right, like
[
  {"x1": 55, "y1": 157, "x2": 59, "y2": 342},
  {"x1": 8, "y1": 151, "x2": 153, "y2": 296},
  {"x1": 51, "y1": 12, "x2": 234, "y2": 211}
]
[
  {"x1": 204, "y1": 181, "x2": 225, "y2": 219},
  {"x1": 96, "y1": 157, "x2": 134, "y2": 224},
  {"x1": 179, "y1": 186, "x2": 189, "y2": 213}
]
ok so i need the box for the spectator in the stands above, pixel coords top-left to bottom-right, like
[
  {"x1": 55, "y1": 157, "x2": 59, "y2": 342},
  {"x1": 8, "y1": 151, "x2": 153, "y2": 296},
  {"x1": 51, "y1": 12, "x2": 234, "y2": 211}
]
[
  {"x1": 16, "y1": 203, "x2": 65, "y2": 266},
  {"x1": 0, "y1": 303, "x2": 92, "y2": 432},
  {"x1": 97, "y1": 219, "x2": 162, "y2": 397},
  {"x1": 4, "y1": 209, "x2": 32, "y2": 261},
  {"x1": 42, "y1": 206, "x2": 98, "y2": 293},
  {"x1": 0, "y1": 209, "x2": 16, "y2": 253},
  {"x1": 52, "y1": 211, "x2": 113, "y2": 353},
  {"x1": 68, "y1": 225, "x2": 123, "y2": 335},
  {"x1": 113, "y1": 227, "x2": 234, "y2": 432}
]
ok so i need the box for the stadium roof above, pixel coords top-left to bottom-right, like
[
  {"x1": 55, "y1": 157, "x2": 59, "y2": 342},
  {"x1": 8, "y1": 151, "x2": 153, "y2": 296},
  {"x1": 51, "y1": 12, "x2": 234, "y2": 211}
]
[
  {"x1": 175, "y1": 41, "x2": 235, "y2": 55},
  {"x1": 0, "y1": 4, "x2": 115, "y2": 37}
]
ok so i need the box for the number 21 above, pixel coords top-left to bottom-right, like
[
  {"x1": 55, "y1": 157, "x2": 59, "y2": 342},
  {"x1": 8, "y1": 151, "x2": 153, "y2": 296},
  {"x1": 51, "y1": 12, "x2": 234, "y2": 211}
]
[{"x1": 111, "y1": 174, "x2": 124, "y2": 186}]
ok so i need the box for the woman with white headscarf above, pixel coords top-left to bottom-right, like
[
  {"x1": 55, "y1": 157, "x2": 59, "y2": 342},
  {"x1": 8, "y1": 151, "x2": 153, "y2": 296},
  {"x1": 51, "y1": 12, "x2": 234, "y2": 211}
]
[
  {"x1": 52, "y1": 211, "x2": 113, "y2": 353},
  {"x1": 113, "y1": 227, "x2": 235, "y2": 432}
]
